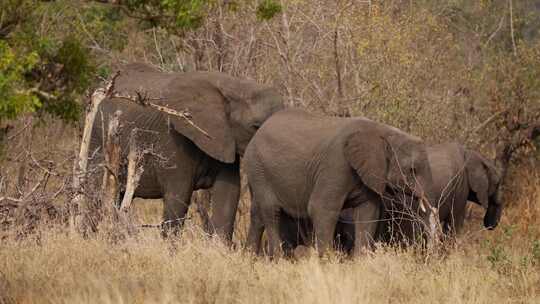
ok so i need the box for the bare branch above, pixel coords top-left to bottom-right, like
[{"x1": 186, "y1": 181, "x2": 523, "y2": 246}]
[
  {"x1": 333, "y1": 26, "x2": 343, "y2": 99},
  {"x1": 6, "y1": 119, "x2": 33, "y2": 141},
  {"x1": 466, "y1": 109, "x2": 509, "y2": 140},
  {"x1": 0, "y1": 197, "x2": 23, "y2": 203},
  {"x1": 508, "y1": 0, "x2": 518, "y2": 56},
  {"x1": 484, "y1": 14, "x2": 505, "y2": 48},
  {"x1": 69, "y1": 71, "x2": 121, "y2": 232},
  {"x1": 111, "y1": 90, "x2": 212, "y2": 138},
  {"x1": 101, "y1": 110, "x2": 122, "y2": 209}
]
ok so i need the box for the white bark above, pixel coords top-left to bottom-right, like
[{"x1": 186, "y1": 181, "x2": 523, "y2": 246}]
[
  {"x1": 101, "y1": 110, "x2": 122, "y2": 210},
  {"x1": 70, "y1": 87, "x2": 108, "y2": 232},
  {"x1": 119, "y1": 130, "x2": 144, "y2": 212}
]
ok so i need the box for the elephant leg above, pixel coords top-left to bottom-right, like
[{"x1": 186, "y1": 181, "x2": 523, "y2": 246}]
[
  {"x1": 259, "y1": 206, "x2": 283, "y2": 258},
  {"x1": 352, "y1": 199, "x2": 381, "y2": 256},
  {"x1": 308, "y1": 194, "x2": 346, "y2": 256},
  {"x1": 445, "y1": 204, "x2": 466, "y2": 237},
  {"x1": 255, "y1": 191, "x2": 283, "y2": 258},
  {"x1": 281, "y1": 214, "x2": 308, "y2": 255},
  {"x1": 161, "y1": 177, "x2": 194, "y2": 238},
  {"x1": 246, "y1": 190, "x2": 265, "y2": 255},
  {"x1": 335, "y1": 209, "x2": 356, "y2": 254},
  {"x1": 210, "y1": 160, "x2": 240, "y2": 245}
]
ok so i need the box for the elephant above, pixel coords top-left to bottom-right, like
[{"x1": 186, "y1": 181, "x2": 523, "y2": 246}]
[
  {"x1": 273, "y1": 142, "x2": 503, "y2": 254},
  {"x1": 244, "y1": 108, "x2": 438, "y2": 257},
  {"x1": 276, "y1": 211, "x2": 356, "y2": 256},
  {"x1": 379, "y1": 142, "x2": 503, "y2": 244},
  {"x1": 90, "y1": 63, "x2": 284, "y2": 242}
]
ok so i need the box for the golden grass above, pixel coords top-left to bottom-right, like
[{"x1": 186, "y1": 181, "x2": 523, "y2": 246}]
[
  {"x1": 1, "y1": 220, "x2": 539, "y2": 304},
  {"x1": 2, "y1": 180, "x2": 540, "y2": 304}
]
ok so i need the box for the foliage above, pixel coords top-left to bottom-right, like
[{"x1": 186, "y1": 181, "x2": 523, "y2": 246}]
[
  {"x1": 256, "y1": 0, "x2": 282, "y2": 21},
  {"x1": 0, "y1": 0, "x2": 287, "y2": 124},
  {"x1": 0, "y1": 40, "x2": 40, "y2": 120},
  {"x1": 78, "y1": 4, "x2": 128, "y2": 52},
  {"x1": 532, "y1": 240, "x2": 540, "y2": 264},
  {"x1": 121, "y1": 0, "x2": 210, "y2": 33},
  {"x1": 0, "y1": 0, "x2": 97, "y2": 123},
  {"x1": 1, "y1": 3, "x2": 540, "y2": 302}
]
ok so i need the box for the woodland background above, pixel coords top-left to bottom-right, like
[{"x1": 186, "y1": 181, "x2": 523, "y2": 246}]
[{"x1": 1, "y1": 1, "x2": 540, "y2": 303}]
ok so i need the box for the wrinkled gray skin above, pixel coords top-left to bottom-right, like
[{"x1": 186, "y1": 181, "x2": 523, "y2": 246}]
[
  {"x1": 90, "y1": 63, "x2": 284, "y2": 242},
  {"x1": 277, "y1": 142, "x2": 503, "y2": 253},
  {"x1": 379, "y1": 142, "x2": 503, "y2": 245},
  {"x1": 245, "y1": 108, "x2": 436, "y2": 257}
]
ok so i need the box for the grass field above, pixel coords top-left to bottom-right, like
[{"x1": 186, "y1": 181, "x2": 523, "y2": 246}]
[{"x1": 1, "y1": 181, "x2": 540, "y2": 304}]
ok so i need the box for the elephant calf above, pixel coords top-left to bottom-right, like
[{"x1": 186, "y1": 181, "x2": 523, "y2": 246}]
[{"x1": 245, "y1": 108, "x2": 438, "y2": 257}]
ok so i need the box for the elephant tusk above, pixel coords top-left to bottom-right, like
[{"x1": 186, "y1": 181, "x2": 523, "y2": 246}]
[{"x1": 419, "y1": 199, "x2": 427, "y2": 213}]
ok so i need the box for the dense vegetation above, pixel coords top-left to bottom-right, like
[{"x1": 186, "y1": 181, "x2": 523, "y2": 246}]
[{"x1": 1, "y1": 1, "x2": 540, "y2": 303}]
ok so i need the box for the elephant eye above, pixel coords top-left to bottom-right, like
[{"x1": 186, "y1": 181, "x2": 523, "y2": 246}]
[{"x1": 251, "y1": 122, "x2": 262, "y2": 131}]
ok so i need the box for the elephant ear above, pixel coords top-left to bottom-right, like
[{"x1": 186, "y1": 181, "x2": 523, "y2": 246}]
[
  {"x1": 114, "y1": 72, "x2": 236, "y2": 163},
  {"x1": 344, "y1": 130, "x2": 388, "y2": 195},
  {"x1": 465, "y1": 150, "x2": 498, "y2": 208}
]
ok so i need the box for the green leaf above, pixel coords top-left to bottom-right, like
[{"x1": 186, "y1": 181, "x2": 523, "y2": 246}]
[{"x1": 256, "y1": 0, "x2": 282, "y2": 21}]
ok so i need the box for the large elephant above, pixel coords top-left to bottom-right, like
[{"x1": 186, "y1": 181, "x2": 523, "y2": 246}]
[
  {"x1": 90, "y1": 63, "x2": 284, "y2": 242},
  {"x1": 276, "y1": 142, "x2": 504, "y2": 253},
  {"x1": 245, "y1": 108, "x2": 437, "y2": 257}
]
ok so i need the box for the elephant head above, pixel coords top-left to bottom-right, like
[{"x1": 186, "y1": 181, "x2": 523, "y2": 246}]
[
  {"x1": 464, "y1": 149, "x2": 502, "y2": 229},
  {"x1": 115, "y1": 63, "x2": 284, "y2": 163},
  {"x1": 344, "y1": 122, "x2": 437, "y2": 237}
]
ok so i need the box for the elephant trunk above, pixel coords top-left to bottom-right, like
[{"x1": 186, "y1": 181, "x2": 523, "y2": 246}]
[{"x1": 484, "y1": 190, "x2": 503, "y2": 229}]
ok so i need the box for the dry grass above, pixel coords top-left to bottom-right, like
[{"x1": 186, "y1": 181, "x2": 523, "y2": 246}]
[
  {"x1": 1, "y1": 171, "x2": 540, "y2": 304},
  {"x1": 1, "y1": 2, "x2": 540, "y2": 303}
]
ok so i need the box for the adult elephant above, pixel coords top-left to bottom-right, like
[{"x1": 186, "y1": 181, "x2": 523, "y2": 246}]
[
  {"x1": 379, "y1": 142, "x2": 503, "y2": 244},
  {"x1": 259, "y1": 143, "x2": 503, "y2": 254},
  {"x1": 245, "y1": 108, "x2": 437, "y2": 257},
  {"x1": 90, "y1": 63, "x2": 284, "y2": 242}
]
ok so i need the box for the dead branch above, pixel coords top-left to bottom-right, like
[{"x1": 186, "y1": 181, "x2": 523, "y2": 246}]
[
  {"x1": 70, "y1": 72, "x2": 120, "y2": 232},
  {"x1": 111, "y1": 91, "x2": 212, "y2": 138},
  {"x1": 466, "y1": 109, "x2": 509, "y2": 142},
  {"x1": 508, "y1": 0, "x2": 517, "y2": 57},
  {"x1": 101, "y1": 110, "x2": 122, "y2": 210},
  {"x1": 119, "y1": 129, "x2": 144, "y2": 212},
  {"x1": 0, "y1": 197, "x2": 23, "y2": 203},
  {"x1": 333, "y1": 26, "x2": 343, "y2": 99},
  {"x1": 0, "y1": 156, "x2": 65, "y2": 238},
  {"x1": 6, "y1": 118, "x2": 33, "y2": 141}
]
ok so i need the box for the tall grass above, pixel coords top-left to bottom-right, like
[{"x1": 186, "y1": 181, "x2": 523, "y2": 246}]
[
  {"x1": 1, "y1": 169, "x2": 540, "y2": 303},
  {"x1": 1, "y1": 1, "x2": 540, "y2": 303}
]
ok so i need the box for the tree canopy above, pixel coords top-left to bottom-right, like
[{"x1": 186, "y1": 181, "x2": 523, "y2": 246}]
[{"x1": 0, "y1": 0, "x2": 282, "y2": 124}]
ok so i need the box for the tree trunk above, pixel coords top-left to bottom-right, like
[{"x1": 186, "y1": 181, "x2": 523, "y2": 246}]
[
  {"x1": 101, "y1": 110, "x2": 122, "y2": 214},
  {"x1": 70, "y1": 88, "x2": 108, "y2": 233}
]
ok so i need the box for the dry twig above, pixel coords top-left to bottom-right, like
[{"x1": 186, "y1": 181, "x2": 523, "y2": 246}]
[{"x1": 111, "y1": 90, "x2": 212, "y2": 138}]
